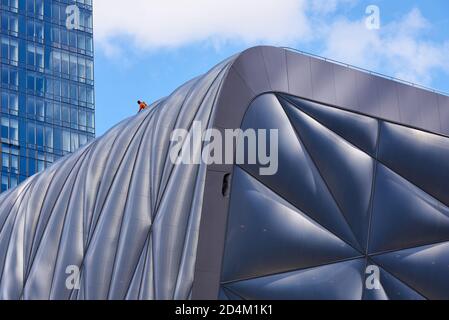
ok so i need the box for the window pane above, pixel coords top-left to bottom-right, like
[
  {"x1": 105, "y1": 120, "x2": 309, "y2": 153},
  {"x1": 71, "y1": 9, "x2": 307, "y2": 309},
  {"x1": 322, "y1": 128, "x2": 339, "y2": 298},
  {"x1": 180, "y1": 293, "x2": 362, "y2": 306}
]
[
  {"x1": 78, "y1": 34, "x2": 85, "y2": 50},
  {"x1": 9, "y1": 118, "x2": 18, "y2": 141},
  {"x1": 79, "y1": 110, "x2": 86, "y2": 126},
  {"x1": 70, "y1": 55, "x2": 77, "y2": 77},
  {"x1": 10, "y1": 40, "x2": 18, "y2": 61},
  {"x1": 78, "y1": 58, "x2": 85, "y2": 78},
  {"x1": 27, "y1": 20, "x2": 34, "y2": 37},
  {"x1": 36, "y1": 23, "x2": 43, "y2": 39},
  {"x1": 45, "y1": 101, "x2": 53, "y2": 120},
  {"x1": 37, "y1": 160, "x2": 45, "y2": 172},
  {"x1": 79, "y1": 134, "x2": 87, "y2": 147},
  {"x1": 36, "y1": 46, "x2": 44, "y2": 68},
  {"x1": 27, "y1": 97, "x2": 35, "y2": 115},
  {"x1": 45, "y1": 127, "x2": 53, "y2": 148},
  {"x1": 52, "y1": 50, "x2": 61, "y2": 72},
  {"x1": 1, "y1": 69, "x2": 8, "y2": 85},
  {"x1": 86, "y1": 37, "x2": 93, "y2": 52},
  {"x1": 54, "y1": 128, "x2": 61, "y2": 150},
  {"x1": 36, "y1": 100, "x2": 44, "y2": 117},
  {"x1": 71, "y1": 133, "x2": 79, "y2": 152},
  {"x1": 54, "y1": 103, "x2": 61, "y2": 120},
  {"x1": 79, "y1": 86, "x2": 86, "y2": 102},
  {"x1": 87, "y1": 111, "x2": 94, "y2": 128},
  {"x1": 52, "y1": 27, "x2": 60, "y2": 43},
  {"x1": 36, "y1": 125, "x2": 43, "y2": 147},
  {"x1": 61, "y1": 53, "x2": 69, "y2": 74},
  {"x1": 1, "y1": 174, "x2": 8, "y2": 192},
  {"x1": 62, "y1": 130, "x2": 70, "y2": 151},
  {"x1": 2, "y1": 153, "x2": 9, "y2": 170},
  {"x1": 71, "y1": 108, "x2": 78, "y2": 125},
  {"x1": 70, "y1": 84, "x2": 78, "y2": 101},
  {"x1": 27, "y1": 44, "x2": 35, "y2": 66},
  {"x1": 1, "y1": 92, "x2": 8, "y2": 111},
  {"x1": 27, "y1": 123, "x2": 35, "y2": 144},
  {"x1": 62, "y1": 105, "x2": 70, "y2": 122},
  {"x1": 61, "y1": 30, "x2": 68, "y2": 45},
  {"x1": 1, "y1": 38, "x2": 8, "y2": 59},
  {"x1": 54, "y1": 80, "x2": 60, "y2": 97},
  {"x1": 10, "y1": 175, "x2": 17, "y2": 188},
  {"x1": 11, "y1": 16, "x2": 18, "y2": 33},
  {"x1": 61, "y1": 81, "x2": 69, "y2": 98},
  {"x1": 10, "y1": 94, "x2": 18, "y2": 110},
  {"x1": 11, "y1": 155, "x2": 18, "y2": 173},
  {"x1": 28, "y1": 158, "x2": 35, "y2": 175},
  {"x1": 36, "y1": 0, "x2": 43, "y2": 16},
  {"x1": 27, "y1": 75, "x2": 35, "y2": 90},
  {"x1": 26, "y1": 0, "x2": 34, "y2": 13},
  {"x1": 87, "y1": 88, "x2": 94, "y2": 104},
  {"x1": 36, "y1": 77, "x2": 44, "y2": 94},
  {"x1": 10, "y1": 70, "x2": 17, "y2": 86},
  {"x1": 69, "y1": 32, "x2": 76, "y2": 48},
  {"x1": 1, "y1": 118, "x2": 9, "y2": 139},
  {"x1": 45, "y1": 78, "x2": 53, "y2": 95},
  {"x1": 86, "y1": 60, "x2": 93, "y2": 80}
]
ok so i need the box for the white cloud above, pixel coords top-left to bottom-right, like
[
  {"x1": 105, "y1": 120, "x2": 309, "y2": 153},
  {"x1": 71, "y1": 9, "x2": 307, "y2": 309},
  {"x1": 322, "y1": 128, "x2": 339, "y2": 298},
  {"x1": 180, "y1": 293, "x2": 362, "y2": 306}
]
[
  {"x1": 93, "y1": 1, "x2": 449, "y2": 86},
  {"x1": 310, "y1": 0, "x2": 356, "y2": 15},
  {"x1": 94, "y1": 0, "x2": 310, "y2": 54},
  {"x1": 321, "y1": 8, "x2": 449, "y2": 85}
]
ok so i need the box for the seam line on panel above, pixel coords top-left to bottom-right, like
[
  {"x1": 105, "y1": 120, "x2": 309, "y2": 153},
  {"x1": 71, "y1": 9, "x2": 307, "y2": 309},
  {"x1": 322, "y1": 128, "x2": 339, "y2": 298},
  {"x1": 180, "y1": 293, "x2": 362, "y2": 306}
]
[
  {"x1": 173, "y1": 68, "x2": 229, "y2": 299},
  {"x1": 148, "y1": 68, "x2": 227, "y2": 299},
  {"x1": 221, "y1": 255, "x2": 365, "y2": 286},
  {"x1": 260, "y1": 48, "x2": 273, "y2": 92},
  {"x1": 279, "y1": 97, "x2": 363, "y2": 252},
  {"x1": 0, "y1": 182, "x2": 33, "y2": 294},
  {"x1": 69, "y1": 109, "x2": 155, "y2": 299},
  {"x1": 48, "y1": 148, "x2": 93, "y2": 298},
  {"x1": 370, "y1": 257, "x2": 431, "y2": 300},
  {"x1": 24, "y1": 146, "x2": 93, "y2": 281},
  {"x1": 280, "y1": 94, "x2": 449, "y2": 208},
  {"x1": 106, "y1": 104, "x2": 156, "y2": 299},
  {"x1": 369, "y1": 239, "x2": 449, "y2": 258},
  {"x1": 19, "y1": 145, "x2": 94, "y2": 299},
  {"x1": 237, "y1": 164, "x2": 362, "y2": 257}
]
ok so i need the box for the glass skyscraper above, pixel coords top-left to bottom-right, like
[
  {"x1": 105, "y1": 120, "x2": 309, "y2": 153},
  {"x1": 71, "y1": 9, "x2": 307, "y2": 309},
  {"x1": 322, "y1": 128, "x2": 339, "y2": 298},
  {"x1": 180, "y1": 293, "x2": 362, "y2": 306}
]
[{"x1": 0, "y1": 0, "x2": 95, "y2": 192}]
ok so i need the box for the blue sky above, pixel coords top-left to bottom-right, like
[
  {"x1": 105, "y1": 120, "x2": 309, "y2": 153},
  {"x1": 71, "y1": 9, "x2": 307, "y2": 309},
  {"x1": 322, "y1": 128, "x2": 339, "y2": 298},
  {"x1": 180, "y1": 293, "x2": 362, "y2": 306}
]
[{"x1": 93, "y1": 0, "x2": 449, "y2": 135}]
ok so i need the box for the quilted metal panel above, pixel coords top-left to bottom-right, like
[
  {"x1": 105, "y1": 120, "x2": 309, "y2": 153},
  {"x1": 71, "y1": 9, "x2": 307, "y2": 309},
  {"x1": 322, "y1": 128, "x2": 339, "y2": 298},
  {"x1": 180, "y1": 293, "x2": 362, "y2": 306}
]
[
  {"x1": 0, "y1": 58, "x2": 233, "y2": 300},
  {"x1": 221, "y1": 92, "x2": 449, "y2": 300}
]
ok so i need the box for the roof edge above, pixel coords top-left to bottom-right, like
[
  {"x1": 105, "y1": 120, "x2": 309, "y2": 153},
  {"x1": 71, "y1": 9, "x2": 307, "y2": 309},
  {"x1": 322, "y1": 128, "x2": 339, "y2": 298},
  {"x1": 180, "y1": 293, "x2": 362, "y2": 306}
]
[{"x1": 213, "y1": 45, "x2": 449, "y2": 137}]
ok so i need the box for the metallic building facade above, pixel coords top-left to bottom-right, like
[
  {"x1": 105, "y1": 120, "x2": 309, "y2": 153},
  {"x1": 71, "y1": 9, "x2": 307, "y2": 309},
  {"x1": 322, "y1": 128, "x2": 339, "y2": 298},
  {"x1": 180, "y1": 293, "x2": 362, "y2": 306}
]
[
  {"x1": 0, "y1": 0, "x2": 95, "y2": 193},
  {"x1": 0, "y1": 46, "x2": 448, "y2": 300},
  {"x1": 219, "y1": 93, "x2": 449, "y2": 300}
]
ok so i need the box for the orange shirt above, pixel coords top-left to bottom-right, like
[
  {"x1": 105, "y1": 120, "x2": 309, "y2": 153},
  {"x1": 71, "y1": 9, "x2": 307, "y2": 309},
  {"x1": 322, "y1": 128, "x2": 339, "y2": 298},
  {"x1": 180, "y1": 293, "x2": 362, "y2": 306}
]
[{"x1": 139, "y1": 102, "x2": 147, "y2": 110}]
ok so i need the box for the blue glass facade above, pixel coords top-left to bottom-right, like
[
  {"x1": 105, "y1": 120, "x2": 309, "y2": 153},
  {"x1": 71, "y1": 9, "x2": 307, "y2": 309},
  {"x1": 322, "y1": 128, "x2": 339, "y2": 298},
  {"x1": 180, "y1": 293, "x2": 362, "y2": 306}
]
[{"x1": 0, "y1": 0, "x2": 95, "y2": 192}]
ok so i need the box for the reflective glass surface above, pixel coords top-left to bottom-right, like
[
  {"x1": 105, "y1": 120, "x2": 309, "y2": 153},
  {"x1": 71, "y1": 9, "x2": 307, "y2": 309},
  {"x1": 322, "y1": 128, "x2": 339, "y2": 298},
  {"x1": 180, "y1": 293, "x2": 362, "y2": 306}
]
[{"x1": 0, "y1": 0, "x2": 95, "y2": 192}]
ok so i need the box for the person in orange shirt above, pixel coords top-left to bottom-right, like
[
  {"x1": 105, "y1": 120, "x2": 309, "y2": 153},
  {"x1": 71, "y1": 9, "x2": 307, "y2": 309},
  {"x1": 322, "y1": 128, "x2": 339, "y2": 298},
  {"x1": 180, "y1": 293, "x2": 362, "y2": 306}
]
[{"x1": 137, "y1": 100, "x2": 148, "y2": 113}]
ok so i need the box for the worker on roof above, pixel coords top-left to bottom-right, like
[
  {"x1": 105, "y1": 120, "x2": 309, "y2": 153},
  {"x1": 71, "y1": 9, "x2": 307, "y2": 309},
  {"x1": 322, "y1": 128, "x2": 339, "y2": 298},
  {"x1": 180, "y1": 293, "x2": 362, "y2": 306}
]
[{"x1": 138, "y1": 100, "x2": 148, "y2": 113}]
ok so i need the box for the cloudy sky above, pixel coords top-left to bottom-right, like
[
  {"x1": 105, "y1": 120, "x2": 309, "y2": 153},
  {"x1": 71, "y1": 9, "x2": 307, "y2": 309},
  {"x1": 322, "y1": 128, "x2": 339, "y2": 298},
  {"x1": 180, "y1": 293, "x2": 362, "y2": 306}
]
[{"x1": 92, "y1": 0, "x2": 449, "y2": 135}]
